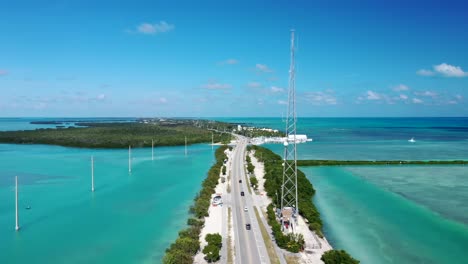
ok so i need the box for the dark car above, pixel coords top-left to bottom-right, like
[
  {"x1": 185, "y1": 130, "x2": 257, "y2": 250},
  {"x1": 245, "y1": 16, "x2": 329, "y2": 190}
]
[
  {"x1": 239, "y1": 179, "x2": 242, "y2": 183},
  {"x1": 246, "y1": 224, "x2": 251, "y2": 230},
  {"x1": 240, "y1": 191, "x2": 244, "y2": 196}
]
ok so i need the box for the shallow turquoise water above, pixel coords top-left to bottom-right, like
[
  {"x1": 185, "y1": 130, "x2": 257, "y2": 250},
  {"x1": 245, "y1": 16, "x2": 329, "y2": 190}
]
[
  {"x1": 0, "y1": 143, "x2": 215, "y2": 264},
  {"x1": 345, "y1": 166, "x2": 468, "y2": 225},
  {"x1": 302, "y1": 166, "x2": 468, "y2": 264}
]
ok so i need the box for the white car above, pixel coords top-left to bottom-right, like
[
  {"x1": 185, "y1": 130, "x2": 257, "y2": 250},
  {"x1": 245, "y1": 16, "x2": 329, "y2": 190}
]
[{"x1": 244, "y1": 206, "x2": 248, "y2": 212}]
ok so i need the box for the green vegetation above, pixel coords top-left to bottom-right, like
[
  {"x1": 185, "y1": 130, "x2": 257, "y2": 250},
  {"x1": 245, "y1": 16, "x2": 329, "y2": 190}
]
[
  {"x1": 297, "y1": 159, "x2": 468, "y2": 166},
  {"x1": 163, "y1": 146, "x2": 228, "y2": 264},
  {"x1": 266, "y1": 204, "x2": 305, "y2": 252},
  {"x1": 0, "y1": 120, "x2": 231, "y2": 149},
  {"x1": 321, "y1": 250, "x2": 360, "y2": 264},
  {"x1": 251, "y1": 146, "x2": 322, "y2": 236},
  {"x1": 244, "y1": 150, "x2": 258, "y2": 190},
  {"x1": 203, "y1": 233, "x2": 223, "y2": 262},
  {"x1": 250, "y1": 176, "x2": 259, "y2": 190},
  {"x1": 235, "y1": 126, "x2": 285, "y2": 138},
  {"x1": 254, "y1": 206, "x2": 281, "y2": 264}
]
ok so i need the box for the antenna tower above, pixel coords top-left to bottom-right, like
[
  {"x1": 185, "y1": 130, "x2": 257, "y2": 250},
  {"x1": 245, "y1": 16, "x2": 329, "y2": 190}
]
[{"x1": 281, "y1": 30, "x2": 299, "y2": 227}]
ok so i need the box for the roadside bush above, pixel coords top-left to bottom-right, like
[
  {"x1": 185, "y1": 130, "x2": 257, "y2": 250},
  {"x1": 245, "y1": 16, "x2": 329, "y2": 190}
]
[
  {"x1": 203, "y1": 244, "x2": 220, "y2": 262},
  {"x1": 203, "y1": 233, "x2": 222, "y2": 262},
  {"x1": 250, "y1": 176, "x2": 258, "y2": 190},
  {"x1": 321, "y1": 250, "x2": 360, "y2": 264}
]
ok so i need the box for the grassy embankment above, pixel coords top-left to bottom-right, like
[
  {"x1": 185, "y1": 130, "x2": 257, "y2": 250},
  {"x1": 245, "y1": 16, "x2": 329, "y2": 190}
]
[
  {"x1": 0, "y1": 121, "x2": 231, "y2": 148},
  {"x1": 254, "y1": 206, "x2": 280, "y2": 264},
  {"x1": 162, "y1": 145, "x2": 229, "y2": 264},
  {"x1": 297, "y1": 160, "x2": 468, "y2": 166}
]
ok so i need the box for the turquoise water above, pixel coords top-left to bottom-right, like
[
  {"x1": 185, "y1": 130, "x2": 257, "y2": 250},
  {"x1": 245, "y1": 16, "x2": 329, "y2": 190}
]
[
  {"x1": 219, "y1": 117, "x2": 468, "y2": 263},
  {"x1": 217, "y1": 117, "x2": 468, "y2": 160},
  {"x1": 0, "y1": 143, "x2": 215, "y2": 263},
  {"x1": 302, "y1": 166, "x2": 468, "y2": 264},
  {"x1": 345, "y1": 166, "x2": 468, "y2": 225}
]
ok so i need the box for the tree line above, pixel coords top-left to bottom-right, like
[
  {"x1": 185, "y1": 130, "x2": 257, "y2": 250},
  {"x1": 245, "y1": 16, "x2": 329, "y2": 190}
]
[{"x1": 0, "y1": 122, "x2": 230, "y2": 149}]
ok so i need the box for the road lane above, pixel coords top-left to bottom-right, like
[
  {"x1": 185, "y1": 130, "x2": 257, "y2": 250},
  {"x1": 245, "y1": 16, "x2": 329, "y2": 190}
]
[{"x1": 230, "y1": 137, "x2": 269, "y2": 264}]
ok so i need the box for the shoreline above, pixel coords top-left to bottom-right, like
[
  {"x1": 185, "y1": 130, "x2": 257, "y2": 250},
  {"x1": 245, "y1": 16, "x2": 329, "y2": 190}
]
[{"x1": 162, "y1": 145, "x2": 229, "y2": 263}]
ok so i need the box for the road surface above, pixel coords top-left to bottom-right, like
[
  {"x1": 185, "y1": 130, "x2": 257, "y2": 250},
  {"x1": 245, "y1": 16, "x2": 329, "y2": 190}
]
[{"x1": 231, "y1": 136, "x2": 269, "y2": 264}]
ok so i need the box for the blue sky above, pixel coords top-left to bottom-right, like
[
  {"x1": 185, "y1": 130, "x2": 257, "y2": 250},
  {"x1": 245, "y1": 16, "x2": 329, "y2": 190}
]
[{"x1": 1, "y1": 0, "x2": 467, "y2": 117}]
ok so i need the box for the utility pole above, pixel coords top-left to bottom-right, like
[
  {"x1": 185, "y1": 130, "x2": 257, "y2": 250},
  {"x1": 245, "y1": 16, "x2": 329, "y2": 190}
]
[
  {"x1": 91, "y1": 156, "x2": 95, "y2": 192},
  {"x1": 129, "y1": 145, "x2": 132, "y2": 173},
  {"x1": 152, "y1": 139, "x2": 154, "y2": 161},
  {"x1": 15, "y1": 176, "x2": 19, "y2": 231}
]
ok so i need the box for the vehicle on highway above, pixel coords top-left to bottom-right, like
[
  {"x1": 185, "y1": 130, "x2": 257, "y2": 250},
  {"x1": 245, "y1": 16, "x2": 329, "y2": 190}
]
[
  {"x1": 239, "y1": 179, "x2": 242, "y2": 183},
  {"x1": 246, "y1": 223, "x2": 251, "y2": 230},
  {"x1": 241, "y1": 191, "x2": 244, "y2": 196},
  {"x1": 244, "y1": 206, "x2": 248, "y2": 212}
]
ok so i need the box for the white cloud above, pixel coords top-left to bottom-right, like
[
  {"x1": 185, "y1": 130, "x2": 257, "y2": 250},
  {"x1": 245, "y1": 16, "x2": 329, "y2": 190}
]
[
  {"x1": 135, "y1": 21, "x2": 174, "y2": 35},
  {"x1": 219, "y1": 59, "x2": 238, "y2": 65},
  {"x1": 159, "y1": 97, "x2": 168, "y2": 103},
  {"x1": 247, "y1": 82, "x2": 262, "y2": 88},
  {"x1": 255, "y1": 64, "x2": 273, "y2": 73},
  {"x1": 434, "y1": 63, "x2": 467, "y2": 77},
  {"x1": 399, "y1": 94, "x2": 408, "y2": 100},
  {"x1": 96, "y1": 94, "x2": 106, "y2": 100},
  {"x1": 455, "y1": 94, "x2": 463, "y2": 100},
  {"x1": 304, "y1": 90, "x2": 337, "y2": 105},
  {"x1": 278, "y1": 100, "x2": 288, "y2": 105},
  {"x1": 412, "y1": 98, "x2": 423, "y2": 104},
  {"x1": 366, "y1": 90, "x2": 382, "y2": 100},
  {"x1": 270, "y1": 86, "x2": 284, "y2": 93},
  {"x1": 448, "y1": 100, "x2": 458, "y2": 105},
  {"x1": 416, "y1": 69, "x2": 435, "y2": 76},
  {"x1": 418, "y1": 91, "x2": 438, "y2": 98},
  {"x1": 0, "y1": 69, "x2": 8, "y2": 76},
  {"x1": 202, "y1": 82, "x2": 231, "y2": 90},
  {"x1": 392, "y1": 84, "x2": 409, "y2": 92}
]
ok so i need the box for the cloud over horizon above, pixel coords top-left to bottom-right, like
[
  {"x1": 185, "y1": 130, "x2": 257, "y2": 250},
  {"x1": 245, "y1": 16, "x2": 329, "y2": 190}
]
[
  {"x1": 202, "y1": 81, "x2": 232, "y2": 90},
  {"x1": 417, "y1": 63, "x2": 467, "y2": 77},
  {"x1": 255, "y1": 64, "x2": 273, "y2": 73},
  {"x1": 219, "y1": 59, "x2": 239, "y2": 65},
  {"x1": 133, "y1": 21, "x2": 175, "y2": 35}
]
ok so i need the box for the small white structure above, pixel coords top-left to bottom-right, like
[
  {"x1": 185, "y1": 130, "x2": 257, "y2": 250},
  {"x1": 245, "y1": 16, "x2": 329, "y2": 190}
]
[{"x1": 251, "y1": 134, "x2": 312, "y2": 145}]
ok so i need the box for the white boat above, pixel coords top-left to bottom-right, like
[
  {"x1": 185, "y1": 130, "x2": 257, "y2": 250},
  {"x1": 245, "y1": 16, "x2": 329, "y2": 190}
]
[{"x1": 408, "y1": 137, "x2": 416, "y2": 143}]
